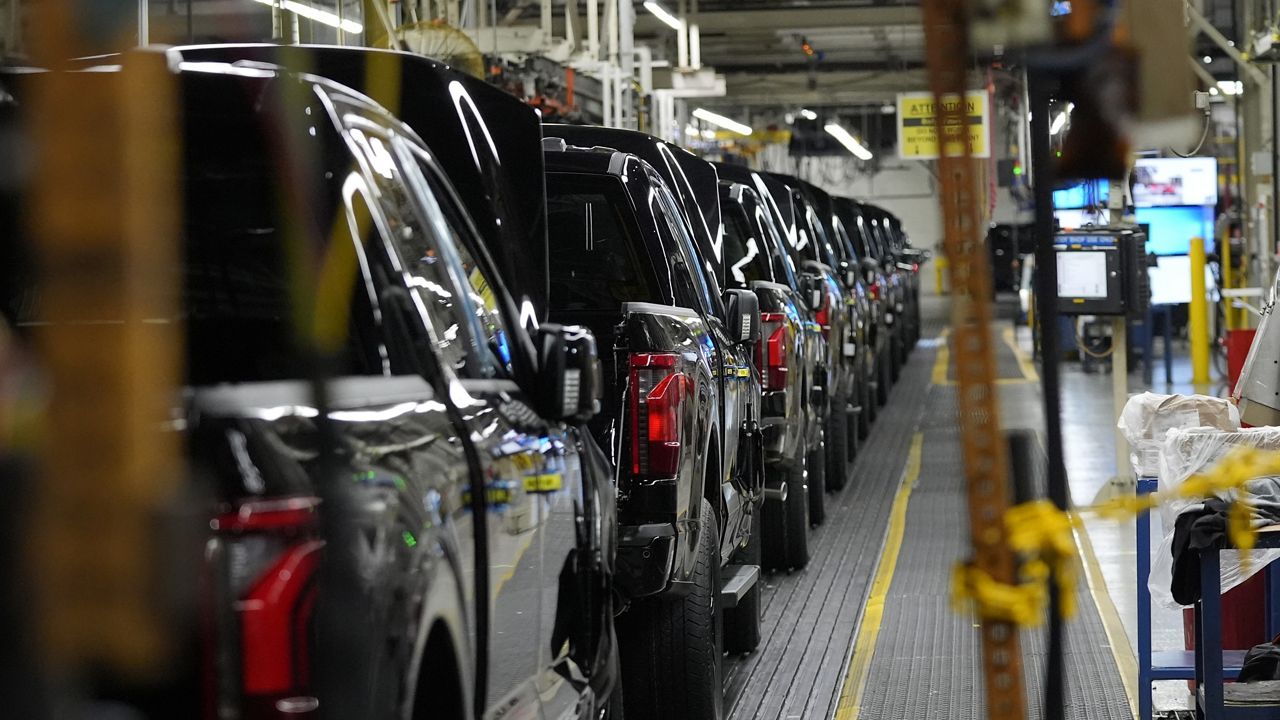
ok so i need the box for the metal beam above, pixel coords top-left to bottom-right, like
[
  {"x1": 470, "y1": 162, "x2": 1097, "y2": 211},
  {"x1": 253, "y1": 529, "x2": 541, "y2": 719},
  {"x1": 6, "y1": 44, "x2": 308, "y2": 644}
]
[
  {"x1": 635, "y1": 5, "x2": 922, "y2": 35},
  {"x1": 1186, "y1": 2, "x2": 1267, "y2": 85},
  {"x1": 711, "y1": 68, "x2": 928, "y2": 105}
]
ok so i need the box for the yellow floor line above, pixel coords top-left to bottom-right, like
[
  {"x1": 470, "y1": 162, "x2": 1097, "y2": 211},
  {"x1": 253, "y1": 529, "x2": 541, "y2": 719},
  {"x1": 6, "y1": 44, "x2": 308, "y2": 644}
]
[
  {"x1": 834, "y1": 432, "x2": 924, "y2": 720},
  {"x1": 1074, "y1": 522, "x2": 1140, "y2": 720},
  {"x1": 931, "y1": 327, "x2": 951, "y2": 386},
  {"x1": 1002, "y1": 325, "x2": 1041, "y2": 382},
  {"x1": 933, "y1": 326, "x2": 1037, "y2": 386}
]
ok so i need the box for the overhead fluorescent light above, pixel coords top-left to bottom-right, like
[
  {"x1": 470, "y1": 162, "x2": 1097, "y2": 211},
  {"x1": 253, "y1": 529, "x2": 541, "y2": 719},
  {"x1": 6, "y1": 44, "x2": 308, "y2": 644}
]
[
  {"x1": 799, "y1": 108, "x2": 818, "y2": 120},
  {"x1": 1217, "y1": 80, "x2": 1244, "y2": 95},
  {"x1": 824, "y1": 123, "x2": 873, "y2": 160},
  {"x1": 643, "y1": 1, "x2": 684, "y2": 31},
  {"x1": 251, "y1": 0, "x2": 363, "y2": 33},
  {"x1": 1049, "y1": 102, "x2": 1074, "y2": 135},
  {"x1": 693, "y1": 107, "x2": 752, "y2": 136}
]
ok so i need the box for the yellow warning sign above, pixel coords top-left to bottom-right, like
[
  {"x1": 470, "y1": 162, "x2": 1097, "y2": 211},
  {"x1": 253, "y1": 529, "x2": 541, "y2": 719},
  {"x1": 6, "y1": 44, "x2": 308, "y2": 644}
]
[{"x1": 897, "y1": 91, "x2": 990, "y2": 160}]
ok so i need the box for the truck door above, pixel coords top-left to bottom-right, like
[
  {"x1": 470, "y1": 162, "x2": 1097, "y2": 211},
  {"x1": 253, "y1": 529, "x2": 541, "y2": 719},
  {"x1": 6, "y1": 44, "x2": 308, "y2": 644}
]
[{"x1": 348, "y1": 124, "x2": 546, "y2": 719}]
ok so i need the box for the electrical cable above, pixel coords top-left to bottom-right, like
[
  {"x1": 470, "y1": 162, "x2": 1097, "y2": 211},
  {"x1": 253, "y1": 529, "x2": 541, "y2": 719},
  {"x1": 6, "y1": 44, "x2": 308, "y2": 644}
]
[
  {"x1": 1071, "y1": 318, "x2": 1116, "y2": 359},
  {"x1": 1169, "y1": 109, "x2": 1211, "y2": 158}
]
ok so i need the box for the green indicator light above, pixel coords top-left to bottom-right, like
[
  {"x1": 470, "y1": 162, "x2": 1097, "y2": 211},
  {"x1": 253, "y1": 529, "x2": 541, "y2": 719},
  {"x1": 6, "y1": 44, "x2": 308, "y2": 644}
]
[{"x1": 402, "y1": 531, "x2": 417, "y2": 548}]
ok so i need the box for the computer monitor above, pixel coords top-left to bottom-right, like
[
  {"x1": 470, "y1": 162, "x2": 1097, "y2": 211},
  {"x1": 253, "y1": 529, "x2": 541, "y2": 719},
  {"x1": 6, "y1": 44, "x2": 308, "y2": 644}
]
[{"x1": 1132, "y1": 157, "x2": 1218, "y2": 207}]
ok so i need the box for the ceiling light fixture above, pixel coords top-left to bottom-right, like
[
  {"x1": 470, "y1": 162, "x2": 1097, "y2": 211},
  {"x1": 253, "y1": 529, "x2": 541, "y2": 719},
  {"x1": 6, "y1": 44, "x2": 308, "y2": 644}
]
[
  {"x1": 693, "y1": 108, "x2": 753, "y2": 136},
  {"x1": 252, "y1": 0, "x2": 362, "y2": 33},
  {"x1": 1217, "y1": 79, "x2": 1244, "y2": 95},
  {"x1": 643, "y1": 1, "x2": 684, "y2": 31},
  {"x1": 824, "y1": 123, "x2": 873, "y2": 160}
]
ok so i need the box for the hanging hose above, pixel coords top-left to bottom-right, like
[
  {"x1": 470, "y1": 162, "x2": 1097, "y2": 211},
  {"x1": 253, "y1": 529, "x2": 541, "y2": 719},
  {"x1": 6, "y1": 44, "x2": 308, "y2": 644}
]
[{"x1": 1072, "y1": 318, "x2": 1116, "y2": 359}]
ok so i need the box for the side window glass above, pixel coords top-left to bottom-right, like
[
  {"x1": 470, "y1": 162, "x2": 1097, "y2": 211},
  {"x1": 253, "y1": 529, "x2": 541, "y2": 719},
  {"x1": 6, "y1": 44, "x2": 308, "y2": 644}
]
[
  {"x1": 722, "y1": 204, "x2": 772, "y2": 286},
  {"x1": 653, "y1": 185, "x2": 717, "y2": 316},
  {"x1": 395, "y1": 141, "x2": 516, "y2": 378},
  {"x1": 337, "y1": 183, "x2": 398, "y2": 376},
  {"x1": 648, "y1": 192, "x2": 701, "y2": 311},
  {"x1": 755, "y1": 205, "x2": 799, "y2": 289},
  {"x1": 346, "y1": 125, "x2": 493, "y2": 378}
]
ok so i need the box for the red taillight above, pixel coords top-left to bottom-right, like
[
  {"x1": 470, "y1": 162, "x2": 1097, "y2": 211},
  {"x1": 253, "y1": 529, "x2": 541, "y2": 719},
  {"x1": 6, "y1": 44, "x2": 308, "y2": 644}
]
[
  {"x1": 869, "y1": 280, "x2": 882, "y2": 301},
  {"x1": 209, "y1": 497, "x2": 322, "y2": 720},
  {"x1": 814, "y1": 293, "x2": 832, "y2": 337},
  {"x1": 629, "y1": 352, "x2": 687, "y2": 478},
  {"x1": 755, "y1": 312, "x2": 790, "y2": 392}
]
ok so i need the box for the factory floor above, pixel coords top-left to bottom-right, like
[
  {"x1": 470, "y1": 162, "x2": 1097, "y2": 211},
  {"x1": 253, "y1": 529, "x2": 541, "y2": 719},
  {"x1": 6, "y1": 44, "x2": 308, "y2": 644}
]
[{"x1": 725, "y1": 294, "x2": 1209, "y2": 719}]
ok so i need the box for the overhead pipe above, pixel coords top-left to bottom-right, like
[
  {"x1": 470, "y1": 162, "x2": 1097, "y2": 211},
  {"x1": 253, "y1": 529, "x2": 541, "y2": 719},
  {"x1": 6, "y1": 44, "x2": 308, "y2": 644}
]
[{"x1": 587, "y1": 0, "x2": 599, "y2": 59}]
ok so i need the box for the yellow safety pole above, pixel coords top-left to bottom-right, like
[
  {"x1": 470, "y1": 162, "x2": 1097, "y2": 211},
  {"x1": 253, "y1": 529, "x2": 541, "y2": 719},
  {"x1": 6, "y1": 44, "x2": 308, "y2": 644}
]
[
  {"x1": 935, "y1": 252, "x2": 949, "y2": 295},
  {"x1": 1190, "y1": 236, "x2": 1211, "y2": 385}
]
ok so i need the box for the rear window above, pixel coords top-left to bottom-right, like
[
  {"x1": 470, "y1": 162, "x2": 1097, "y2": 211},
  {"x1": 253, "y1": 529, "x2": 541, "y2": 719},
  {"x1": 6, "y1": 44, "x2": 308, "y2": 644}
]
[
  {"x1": 721, "y1": 201, "x2": 774, "y2": 288},
  {"x1": 546, "y1": 174, "x2": 660, "y2": 311}
]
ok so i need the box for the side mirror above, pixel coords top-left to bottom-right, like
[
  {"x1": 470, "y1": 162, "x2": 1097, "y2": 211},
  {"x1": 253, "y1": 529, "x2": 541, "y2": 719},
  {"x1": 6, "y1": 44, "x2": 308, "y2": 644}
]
[
  {"x1": 534, "y1": 324, "x2": 602, "y2": 423},
  {"x1": 722, "y1": 288, "x2": 761, "y2": 345}
]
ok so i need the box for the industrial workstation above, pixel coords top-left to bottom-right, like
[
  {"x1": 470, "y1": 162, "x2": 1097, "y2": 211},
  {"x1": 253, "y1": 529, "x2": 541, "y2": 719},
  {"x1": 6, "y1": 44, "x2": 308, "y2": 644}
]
[{"x1": 5, "y1": 1, "x2": 1280, "y2": 719}]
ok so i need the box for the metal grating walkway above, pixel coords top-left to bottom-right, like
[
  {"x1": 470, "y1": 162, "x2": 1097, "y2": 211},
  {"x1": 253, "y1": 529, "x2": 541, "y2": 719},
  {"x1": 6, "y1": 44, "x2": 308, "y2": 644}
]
[
  {"x1": 724, "y1": 310, "x2": 941, "y2": 719},
  {"x1": 725, "y1": 298, "x2": 1133, "y2": 720}
]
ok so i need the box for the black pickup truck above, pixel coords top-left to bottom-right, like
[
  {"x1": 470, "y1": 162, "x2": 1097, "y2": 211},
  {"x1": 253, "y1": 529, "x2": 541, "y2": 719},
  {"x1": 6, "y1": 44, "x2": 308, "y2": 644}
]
[
  {"x1": 861, "y1": 202, "x2": 920, "y2": 368},
  {"x1": 4, "y1": 56, "x2": 620, "y2": 720},
  {"x1": 834, "y1": 196, "x2": 897, "y2": 412},
  {"x1": 879, "y1": 208, "x2": 926, "y2": 347},
  {"x1": 717, "y1": 177, "x2": 828, "y2": 561},
  {"x1": 764, "y1": 173, "x2": 865, "y2": 494},
  {"x1": 722, "y1": 166, "x2": 843, "y2": 509},
  {"x1": 795, "y1": 179, "x2": 881, "y2": 456},
  {"x1": 540, "y1": 124, "x2": 813, "y2": 546},
  {"x1": 542, "y1": 142, "x2": 763, "y2": 720}
]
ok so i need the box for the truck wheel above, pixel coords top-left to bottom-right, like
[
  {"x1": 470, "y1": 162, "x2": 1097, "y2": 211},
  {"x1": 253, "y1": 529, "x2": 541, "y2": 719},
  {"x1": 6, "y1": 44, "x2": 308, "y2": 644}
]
[
  {"x1": 618, "y1": 499, "x2": 724, "y2": 720},
  {"x1": 826, "y1": 404, "x2": 850, "y2": 492},
  {"x1": 763, "y1": 455, "x2": 810, "y2": 571},
  {"x1": 858, "y1": 375, "x2": 873, "y2": 439},
  {"x1": 762, "y1": 463, "x2": 788, "y2": 572},
  {"x1": 785, "y1": 457, "x2": 811, "y2": 568},
  {"x1": 876, "y1": 350, "x2": 891, "y2": 407},
  {"x1": 809, "y1": 432, "x2": 828, "y2": 525},
  {"x1": 863, "y1": 369, "x2": 878, "y2": 427},
  {"x1": 890, "y1": 335, "x2": 903, "y2": 382},
  {"x1": 724, "y1": 509, "x2": 761, "y2": 654}
]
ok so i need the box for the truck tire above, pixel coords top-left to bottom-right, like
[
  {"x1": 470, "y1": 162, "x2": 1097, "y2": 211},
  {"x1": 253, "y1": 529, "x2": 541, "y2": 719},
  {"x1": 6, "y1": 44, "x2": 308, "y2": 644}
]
[
  {"x1": 826, "y1": 404, "x2": 850, "y2": 492},
  {"x1": 724, "y1": 509, "x2": 761, "y2": 654},
  {"x1": 890, "y1": 335, "x2": 903, "y2": 382},
  {"x1": 761, "y1": 466, "x2": 788, "y2": 572},
  {"x1": 785, "y1": 455, "x2": 811, "y2": 568},
  {"x1": 618, "y1": 499, "x2": 724, "y2": 720},
  {"x1": 863, "y1": 367, "x2": 878, "y2": 428},
  {"x1": 876, "y1": 349, "x2": 891, "y2": 407},
  {"x1": 858, "y1": 373, "x2": 873, "y2": 439},
  {"x1": 809, "y1": 431, "x2": 828, "y2": 525}
]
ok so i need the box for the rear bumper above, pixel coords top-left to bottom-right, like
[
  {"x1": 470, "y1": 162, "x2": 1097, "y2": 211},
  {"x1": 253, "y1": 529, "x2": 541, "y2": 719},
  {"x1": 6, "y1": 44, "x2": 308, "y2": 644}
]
[{"x1": 615, "y1": 522, "x2": 677, "y2": 599}]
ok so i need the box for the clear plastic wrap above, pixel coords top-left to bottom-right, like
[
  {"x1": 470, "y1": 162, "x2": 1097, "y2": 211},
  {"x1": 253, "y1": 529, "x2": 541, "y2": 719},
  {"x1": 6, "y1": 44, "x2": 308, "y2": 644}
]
[
  {"x1": 1149, "y1": 427, "x2": 1280, "y2": 608},
  {"x1": 1117, "y1": 392, "x2": 1240, "y2": 478}
]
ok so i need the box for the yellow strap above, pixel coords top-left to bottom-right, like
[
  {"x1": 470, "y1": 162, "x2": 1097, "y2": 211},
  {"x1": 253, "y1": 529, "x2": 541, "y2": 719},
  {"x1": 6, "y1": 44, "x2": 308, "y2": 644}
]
[{"x1": 954, "y1": 447, "x2": 1280, "y2": 627}]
